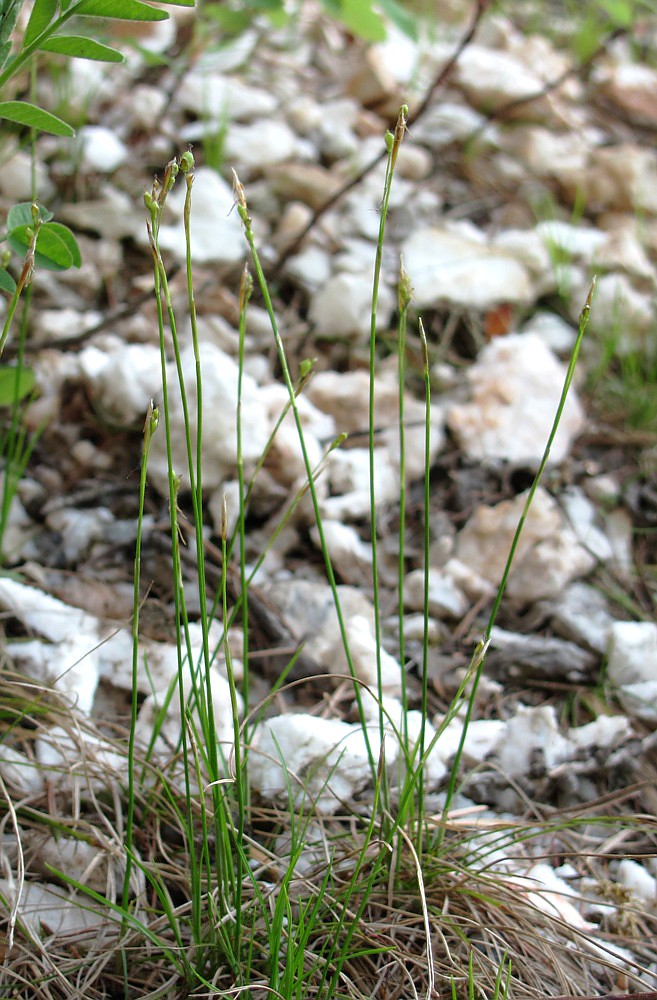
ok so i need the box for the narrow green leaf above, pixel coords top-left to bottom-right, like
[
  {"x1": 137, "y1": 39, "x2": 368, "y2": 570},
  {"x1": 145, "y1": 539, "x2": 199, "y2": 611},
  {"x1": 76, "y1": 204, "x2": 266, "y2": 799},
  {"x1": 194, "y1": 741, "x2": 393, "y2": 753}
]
[
  {"x1": 0, "y1": 270, "x2": 16, "y2": 295},
  {"x1": 74, "y1": 0, "x2": 169, "y2": 20},
  {"x1": 0, "y1": 366, "x2": 36, "y2": 405},
  {"x1": 40, "y1": 35, "x2": 124, "y2": 62},
  {"x1": 23, "y1": 0, "x2": 58, "y2": 48},
  {"x1": 0, "y1": 101, "x2": 74, "y2": 136},
  {"x1": 7, "y1": 203, "x2": 54, "y2": 230}
]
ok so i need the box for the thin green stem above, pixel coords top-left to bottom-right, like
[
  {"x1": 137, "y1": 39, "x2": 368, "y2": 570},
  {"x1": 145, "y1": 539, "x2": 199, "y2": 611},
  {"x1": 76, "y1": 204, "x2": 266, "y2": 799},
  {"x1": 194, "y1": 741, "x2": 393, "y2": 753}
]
[
  {"x1": 397, "y1": 259, "x2": 412, "y2": 743},
  {"x1": 121, "y1": 400, "x2": 159, "y2": 931},
  {"x1": 369, "y1": 106, "x2": 408, "y2": 787},
  {"x1": 416, "y1": 318, "x2": 431, "y2": 846},
  {"x1": 236, "y1": 264, "x2": 252, "y2": 749}
]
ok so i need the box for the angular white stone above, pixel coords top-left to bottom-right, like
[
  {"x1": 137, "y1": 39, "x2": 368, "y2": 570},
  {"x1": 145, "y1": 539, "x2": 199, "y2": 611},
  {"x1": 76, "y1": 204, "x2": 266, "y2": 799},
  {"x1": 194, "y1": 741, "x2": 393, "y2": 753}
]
[
  {"x1": 250, "y1": 714, "x2": 380, "y2": 814},
  {"x1": 594, "y1": 63, "x2": 657, "y2": 127},
  {"x1": 403, "y1": 225, "x2": 533, "y2": 308},
  {"x1": 311, "y1": 521, "x2": 372, "y2": 585},
  {"x1": 608, "y1": 621, "x2": 657, "y2": 686},
  {"x1": 403, "y1": 567, "x2": 467, "y2": 620},
  {"x1": 0, "y1": 746, "x2": 44, "y2": 796},
  {"x1": 550, "y1": 582, "x2": 614, "y2": 653},
  {"x1": 152, "y1": 167, "x2": 245, "y2": 265},
  {"x1": 177, "y1": 69, "x2": 276, "y2": 122},
  {"x1": 224, "y1": 120, "x2": 299, "y2": 170},
  {"x1": 309, "y1": 271, "x2": 394, "y2": 340},
  {"x1": 345, "y1": 614, "x2": 402, "y2": 696},
  {"x1": 80, "y1": 343, "x2": 161, "y2": 426},
  {"x1": 617, "y1": 859, "x2": 657, "y2": 905},
  {"x1": 447, "y1": 334, "x2": 584, "y2": 467},
  {"x1": 79, "y1": 126, "x2": 128, "y2": 173},
  {"x1": 492, "y1": 705, "x2": 572, "y2": 776},
  {"x1": 454, "y1": 487, "x2": 596, "y2": 602},
  {"x1": 6, "y1": 635, "x2": 100, "y2": 713},
  {"x1": 147, "y1": 342, "x2": 271, "y2": 495},
  {"x1": 454, "y1": 45, "x2": 546, "y2": 110}
]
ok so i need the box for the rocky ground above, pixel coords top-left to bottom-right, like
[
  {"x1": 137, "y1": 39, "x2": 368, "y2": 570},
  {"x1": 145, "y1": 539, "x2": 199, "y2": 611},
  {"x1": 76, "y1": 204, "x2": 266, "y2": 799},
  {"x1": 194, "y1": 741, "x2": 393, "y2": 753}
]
[{"x1": 0, "y1": 1, "x2": 656, "y2": 996}]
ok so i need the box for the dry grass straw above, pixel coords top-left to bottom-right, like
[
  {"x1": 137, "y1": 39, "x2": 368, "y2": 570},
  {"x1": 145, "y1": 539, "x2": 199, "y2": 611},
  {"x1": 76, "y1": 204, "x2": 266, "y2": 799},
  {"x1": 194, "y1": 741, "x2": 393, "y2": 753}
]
[{"x1": 0, "y1": 665, "x2": 655, "y2": 999}]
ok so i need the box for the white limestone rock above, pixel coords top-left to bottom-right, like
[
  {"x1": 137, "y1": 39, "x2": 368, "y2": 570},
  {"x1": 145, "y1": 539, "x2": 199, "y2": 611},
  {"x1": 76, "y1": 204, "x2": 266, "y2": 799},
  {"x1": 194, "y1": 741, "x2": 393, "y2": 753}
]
[
  {"x1": 286, "y1": 246, "x2": 332, "y2": 290},
  {"x1": 78, "y1": 126, "x2": 128, "y2": 173},
  {"x1": 250, "y1": 713, "x2": 381, "y2": 814},
  {"x1": 137, "y1": 665, "x2": 243, "y2": 754},
  {"x1": 0, "y1": 746, "x2": 44, "y2": 796},
  {"x1": 260, "y1": 579, "x2": 376, "y2": 677},
  {"x1": 492, "y1": 705, "x2": 572, "y2": 777},
  {"x1": 594, "y1": 62, "x2": 657, "y2": 127},
  {"x1": 311, "y1": 521, "x2": 372, "y2": 586},
  {"x1": 148, "y1": 341, "x2": 271, "y2": 495},
  {"x1": 617, "y1": 860, "x2": 657, "y2": 907},
  {"x1": 583, "y1": 143, "x2": 657, "y2": 215},
  {"x1": 607, "y1": 622, "x2": 657, "y2": 684},
  {"x1": 59, "y1": 187, "x2": 142, "y2": 241},
  {"x1": 411, "y1": 102, "x2": 486, "y2": 148},
  {"x1": 150, "y1": 167, "x2": 245, "y2": 265},
  {"x1": 559, "y1": 486, "x2": 614, "y2": 564},
  {"x1": 403, "y1": 567, "x2": 467, "y2": 620},
  {"x1": 454, "y1": 487, "x2": 596, "y2": 602},
  {"x1": 224, "y1": 119, "x2": 300, "y2": 171},
  {"x1": 535, "y1": 219, "x2": 608, "y2": 260},
  {"x1": 309, "y1": 271, "x2": 394, "y2": 340},
  {"x1": 433, "y1": 716, "x2": 506, "y2": 767},
  {"x1": 321, "y1": 447, "x2": 398, "y2": 520},
  {"x1": 588, "y1": 272, "x2": 654, "y2": 343},
  {"x1": 5, "y1": 635, "x2": 100, "y2": 714},
  {"x1": 0, "y1": 148, "x2": 52, "y2": 200},
  {"x1": 345, "y1": 614, "x2": 402, "y2": 696},
  {"x1": 607, "y1": 621, "x2": 657, "y2": 723},
  {"x1": 595, "y1": 214, "x2": 657, "y2": 282},
  {"x1": 550, "y1": 582, "x2": 614, "y2": 654},
  {"x1": 0, "y1": 878, "x2": 119, "y2": 942},
  {"x1": 403, "y1": 224, "x2": 533, "y2": 309},
  {"x1": 0, "y1": 577, "x2": 99, "y2": 645},
  {"x1": 506, "y1": 127, "x2": 592, "y2": 193},
  {"x1": 447, "y1": 334, "x2": 584, "y2": 468},
  {"x1": 453, "y1": 45, "x2": 548, "y2": 113},
  {"x1": 259, "y1": 383, "x2": 334, "y2": 487},
  {"x1": 176, "y1": 69, "x2": 276, "y2": 122},
  {"x1": 80, "y1": 343, "x2": 161, "y2": 426},
  {"x1": 568, "y1": 715, "x2": 632, "y2": 754},
  {"x1": 33, "y1": 308, "x2": 103, "y2": 344},
  {"x1": 521, "y1": 311, "x2": 577, "y2": 354}
]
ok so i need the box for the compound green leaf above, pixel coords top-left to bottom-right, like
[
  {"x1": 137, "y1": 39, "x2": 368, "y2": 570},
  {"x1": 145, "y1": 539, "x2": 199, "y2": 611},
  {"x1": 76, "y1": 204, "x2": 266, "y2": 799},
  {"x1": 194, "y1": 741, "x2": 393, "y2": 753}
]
[
  {"x1": 0, "y1": 101, "x2": 74, "y2": 136},
  {"x1": 40, "y1": 35, "x2": 124, "y2": 62}
]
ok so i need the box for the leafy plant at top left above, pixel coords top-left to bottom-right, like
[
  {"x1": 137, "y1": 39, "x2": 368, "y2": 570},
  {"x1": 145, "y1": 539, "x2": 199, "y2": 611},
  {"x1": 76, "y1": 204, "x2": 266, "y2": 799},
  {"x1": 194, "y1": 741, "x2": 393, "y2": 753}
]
[
  {"x1": 0, "y1": 0, "x2": 195, "y2": 322},
  {"x1": 0, "y1": 0, "x2": 194, "y2": 562}
]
